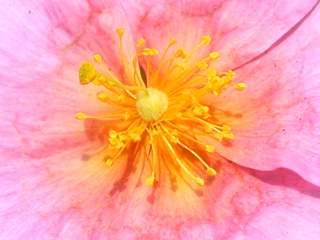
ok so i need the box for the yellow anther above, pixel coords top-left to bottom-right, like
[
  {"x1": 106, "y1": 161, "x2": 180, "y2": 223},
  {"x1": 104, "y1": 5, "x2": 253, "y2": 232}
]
[
  {"x1": 197, "y1": 61, "x2": 209, "y2": 70},
  {"x1": 201, "y1": 35, "x2": 212, "y2": 45},
  {"x1": 208, "y1": 68, "x2": 217, "y2": 76},
  {"x1": 116, "y1": 94, "x2": 125, "y2": 102},
  {"x1": 205, "y1": 145, "x2": 215, "y2": 153},
  {"x1": 137, "y1": 38, "x2": 146, "y2": 47},
  {"x1": 195, "y1": 177, "x2": 205, "y2": 186},
  {"x1": 193, "y1": 105, "x2": 209, "y2": 117},
  {"x1": 116, "y1": 28, "x2": 124, "y2": 38},
  {"x1": 222, "y1": 124, "x2": 232, "y2": 131},
  {"x1": 106, "y1": 159, "x2": 113, "y2": 167},
  {"x1": 207, "y1": 167, "x2": 217, "y2": 176},
  {"x1": 209, "y1": 51, "x2": 220, "y2": 60},
  {"x1": 203, "y1": 106, "x2": 209, "y2": 112},
  {"x1": 206, "y1": 71, "x2": 235, "y2": 95},
  {"x1": 97, "y1": 92, "x2": 108, "y2": 101},
  {"x1": 91, "y1": 74, "x2": 105, "y2": 86},
  {"x1": 93, "y1": 54, "x2": 103, "y2": 63},
  {"x1": 170, "y1": 135, "x2": 179, "y2": 144},
  {"x1": 109, "y1": 131, "x2": 126, "y2": 149},
  {"x1": 235, "y1": 82, "x2": 247, "y2": 91},
  {"x1": 213, "y1": 125, "x2": 234, "y2": 141},
  {"x1": 142, "y1": 48, "x2": 159, "y2": 56},
  {"x1": 109, "y1": 130, "x2": 117, "y2": 138},
  {"x1": 214, "y1": 133, "x2": 223, "y2": 141},
  {"x1": 175, "y1": 49, "x2": 187, "y2": 58},
  {"x1": 215, "y1": 130, "x2": 234, "y2": 141},
  {"x1": 222, "y1": 132, "x2": 235, "y2": 140},
  {"x1": 207, "y1": 71, "x2": 218, "y2": 85},
  {"x1": 75, "y1": 112, "x2": 87, "y2": 120},
  {"x1": 204, "y1": 125, "x2": 214, "y2": 133},
  {"x1": 225, "y1": 70, "x2": 235, "y2": 79},
  {"x1": 169, "y1": 38, "x2": 177, "y2": 45},
  {"x1": 79, "y1": 62, "x2": 97, "y2": 85},
  {"x1": 106, "y1": 79, "x2": 117, "y2": 87},
  {"x1": 151, "y1": 128, "x2": 161, "y2": 136},
  {"x1": 129, "y1": 132, "x2": 141, "y2": 142},
  {"x1": 176, "y1": 62, "x2": 187, "y2": 70},
  {"x1": 146, "y1": 175, "x2": 155, "y2": 187}
]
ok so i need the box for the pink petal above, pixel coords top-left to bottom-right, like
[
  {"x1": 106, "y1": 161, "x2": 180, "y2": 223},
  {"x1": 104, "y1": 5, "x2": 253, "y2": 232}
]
[
  {"x1": 135, "y1": 0, "x2": 317, "y2": 67},
  {"x1": 214, "y1": 3, "x2": 320, "y2": 186},
  {"x1": 1, "y1": 1, "x2": 320, "y2": 239},
  {"x1": 1, "y1": 147, "x2": 320, "y2": 239},
  {"x1": 0, "y1": 1, "x2": 140, "y2": 152}
]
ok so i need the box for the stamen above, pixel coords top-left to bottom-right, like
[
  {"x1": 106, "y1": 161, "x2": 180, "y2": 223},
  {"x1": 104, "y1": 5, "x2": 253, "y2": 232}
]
[
  {"x1": 152, "y1": 39, "x2": 178, "y2": 83},
  {"x1": 93, "y1": 54, "x2": 103, "y2": 63},
  {"x1": 79, "y1": 62, "x2": 97, "y2": 85},
  {"x1": 75, "y1": 112, "x2": 88, "y2": 120},
  {"x1": 164, "y1": 121, "x2": 216, "y2": 153},
  {"x1": 76, "y1": 29, "x2": 246, "y2": 188},
  {"x1": 162, "y1": 135, "x2": 205, "y2": 186},
  {"x1": 104, "y1": 145, "x2": 126, "y2": 167},
  {"x1": 235, "y1": 82, "x2": 247, "y2": 91},
  {"x1": 116, "y1": 28, "x2": 144, "y2": 89},
  {"x1": 142, "y1": 48, "x2": 159, "y2": 56},
  {"x1": 75, "y1": 112, "x2": 131, "y2": 121},
  {"x1": 146, "y1": 128, "x2": 158, "y2": 186},
  {"x1": 177, "y1": 140, "x2": 216, "y2": 176},
  {"x1": 161, "y1": 125, "x2": 216, "y2": 176},
  {"x1": 137, "y1": 38, "x2": 146, "y2": 47},
  {"x1": 201, "y1": 35, "x2": 212, "y2": 45},
  {"x1": 116, "y1": 28, "x2": 124, "y2": 37},
  {"x1": 209, "y1": 51, "x2": 220, "y2": 60}
]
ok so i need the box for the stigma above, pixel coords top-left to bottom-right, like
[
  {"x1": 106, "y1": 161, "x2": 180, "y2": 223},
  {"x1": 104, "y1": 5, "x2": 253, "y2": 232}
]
[
  {"x1": 76, "y1": 28, "x2": 246, "y2": 188},
  {"x1": 136, "y1": 88, "x2": 168, "y2": 121}
]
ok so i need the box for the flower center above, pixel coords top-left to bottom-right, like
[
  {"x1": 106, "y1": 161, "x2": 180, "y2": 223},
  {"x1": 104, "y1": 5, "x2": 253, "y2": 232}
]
[
  {"x1": 76, "y1": 28, "x2": 246, "y2": 188},
  {"x1": 136, "y1": 88, "x2": 168, "y2": 121}
]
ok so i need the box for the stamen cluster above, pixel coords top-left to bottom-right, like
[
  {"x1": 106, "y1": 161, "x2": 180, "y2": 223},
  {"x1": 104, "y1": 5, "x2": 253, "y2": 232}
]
[{"x1": 76, "y1": 28, "x2": 246, "y2": 187}]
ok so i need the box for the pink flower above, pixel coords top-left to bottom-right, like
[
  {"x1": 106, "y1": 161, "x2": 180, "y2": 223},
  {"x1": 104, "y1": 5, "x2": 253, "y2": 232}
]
[{"x1": 1, "y1": 0, "x2": 320, "y2": 239}]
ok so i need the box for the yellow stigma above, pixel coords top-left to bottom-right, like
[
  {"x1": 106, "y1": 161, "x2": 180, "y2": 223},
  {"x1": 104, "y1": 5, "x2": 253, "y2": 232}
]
[
  {"x1": 136, "y1": 88, "x2": 168, "y2": 121},
  {"x1": 76, "y1": 29, "x2": 246, "y2": 188}
]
